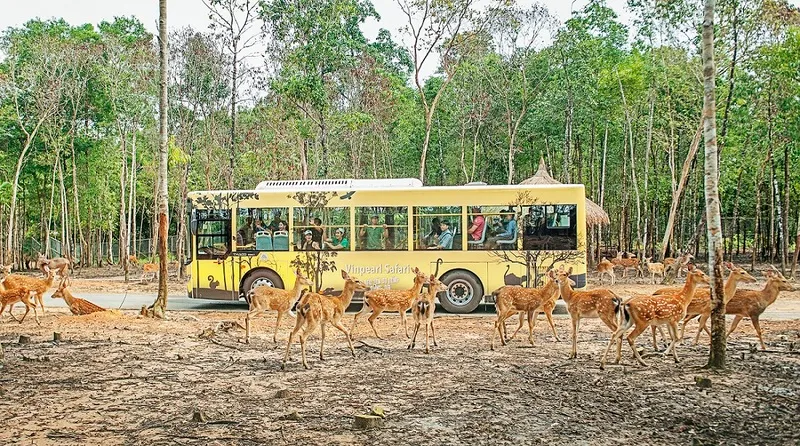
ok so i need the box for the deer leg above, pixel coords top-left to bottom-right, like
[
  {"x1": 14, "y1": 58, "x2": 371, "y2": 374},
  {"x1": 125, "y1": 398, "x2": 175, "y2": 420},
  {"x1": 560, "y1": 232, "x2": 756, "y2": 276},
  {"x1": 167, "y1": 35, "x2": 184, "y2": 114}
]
[
  {"x1": 400, "y1": 309, "x2": 410, "y2": 338},
  {"x1": 431, "y1": 319, "x2": 438, "y2": 347},
  {"x1": 274, "y1": 311, "x2": 284, "y2": 344},
  {"x1": 569, "y1": 316, "x2": 580, "y2": 359},
  {"x1": 281, "y1": 312, "x2": 305, "y2": 369},
  {"x1": 692, "y1": 313, "x2": 711, "y2": 346},
  {"x1": 650, "y1": 327, "x2": 659, "y2": 351},
  {"x1": 626, "y1": 324, "x2": 650, "y2": 367},
  {"x1": 601, "y1": 325, "x2": 625, "y2": 368},
  {"x1": 299, "y1": 318, "x2": 320, "y2": 370},
  {"x1": 331, "y1": 320, "x2": 356, "y2": 358},
  {"x1": 366, "y1": 310, "x2": 385, "y2": 340},
  {"x1": 666, "y1": 323, "x2": 680, "y2": 363},
  {"x1": 751, "y1": 316, "x2": 767, "y2": 350},
  {"x1": 727, "y1": 315, "x2": 744, "y2": 337},
  {"x1": 19, "y1": 301, "x2": 31, "y2": 324},
  {"x1": 424, "y1": 322, "x2": 430, "y2": 354},
  {"x1": 544, "y1": 309, "x2": 560, "y2": 341},
  {"x1": 527, "y1": 310, "x2": 536, "y2": 346},
  {"x1": 350, "y1": 302, "x2": 370, "y2": 335},
  {"x1": 319, "y1": 323, "x2": 326, "y2": 361},
  {"x1": 409, "y1": 320, "x2": 420, "y2": 350},
  {"x1": 491, "y1": 312, "x2": 506, "y2": 350},
  {"x1": 508, "y1": 311, "x2": 525, "y2": 341}
]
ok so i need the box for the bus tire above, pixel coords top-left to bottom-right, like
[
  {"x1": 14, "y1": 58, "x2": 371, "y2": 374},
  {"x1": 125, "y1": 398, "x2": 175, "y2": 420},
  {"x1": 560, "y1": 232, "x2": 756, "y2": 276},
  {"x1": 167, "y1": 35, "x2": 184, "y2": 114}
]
[
  {"x1": 241, "y1": 269, "x2": 284, "y2": 302},
  {"x1": 439, "y1": 270, "x2": 483, "y2": 314}
]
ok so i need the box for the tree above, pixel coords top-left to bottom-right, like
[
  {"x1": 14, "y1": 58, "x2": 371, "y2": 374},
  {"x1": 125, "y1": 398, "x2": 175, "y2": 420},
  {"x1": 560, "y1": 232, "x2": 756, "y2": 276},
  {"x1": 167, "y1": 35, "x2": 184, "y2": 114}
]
[
  {"x1": 702, "y1": 0, "x2": 725, "y2": 370},
  {"x1": 149, "y1": 0, "x2": 170, "y2": 319}
]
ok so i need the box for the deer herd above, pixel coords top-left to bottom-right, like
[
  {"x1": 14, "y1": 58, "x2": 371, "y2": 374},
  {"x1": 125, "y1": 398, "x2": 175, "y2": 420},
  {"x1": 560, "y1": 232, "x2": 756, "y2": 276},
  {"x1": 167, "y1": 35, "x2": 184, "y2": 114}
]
[{"x1": 1, "y1": 252, "x2": 796, "y2": 371}]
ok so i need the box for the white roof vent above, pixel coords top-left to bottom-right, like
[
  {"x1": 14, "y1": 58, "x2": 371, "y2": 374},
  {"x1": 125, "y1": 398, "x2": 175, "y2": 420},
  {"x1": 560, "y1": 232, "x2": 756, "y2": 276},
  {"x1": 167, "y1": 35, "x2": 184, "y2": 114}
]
[
  {"x1": 465, "y1": 181, "x2": 488, "y2": 186},
  {"x1": 255, "y1": 178, "x2": 423, "y2": 191}
]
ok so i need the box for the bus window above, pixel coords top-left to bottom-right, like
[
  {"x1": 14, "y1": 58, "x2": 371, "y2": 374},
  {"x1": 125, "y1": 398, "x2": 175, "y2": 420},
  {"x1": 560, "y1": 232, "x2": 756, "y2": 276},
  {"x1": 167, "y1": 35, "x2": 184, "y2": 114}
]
[
  {"x1": 235, "y1": 207, "x2": 289, "y2": 252},
  {"x1": 523, "y1": 204, "x2": 577, "y2": 250},
  {"x1": 195, "y1": 209, "x2": 231, "y2": 260},
  {"x1": 414, "y1": 206, "x2": 462, "y2": 250},
  {"x1": 466, "y1": 206, "x2": 510, "y2": 250},
  {"x1": 355, "y1": 207, "x2": 408, "y2": 251},
  {"x1": 293, "y1": 207, "x2": 349, "y2": 251}
]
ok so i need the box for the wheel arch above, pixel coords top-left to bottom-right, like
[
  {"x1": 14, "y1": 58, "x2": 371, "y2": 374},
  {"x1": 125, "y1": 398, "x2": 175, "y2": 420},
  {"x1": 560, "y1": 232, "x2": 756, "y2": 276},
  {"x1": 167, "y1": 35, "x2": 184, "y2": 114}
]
[{"x1": 239, "y1": 267, "x2": 285, "y2": 295}]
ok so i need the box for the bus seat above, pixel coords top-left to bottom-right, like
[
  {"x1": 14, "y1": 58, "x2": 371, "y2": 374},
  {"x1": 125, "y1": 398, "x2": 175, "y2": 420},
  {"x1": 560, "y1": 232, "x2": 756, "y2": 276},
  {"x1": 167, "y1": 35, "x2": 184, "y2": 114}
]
[
  {"x1": 467, "y1": 219, "x2": 488, "y2": 246},
  {"x1": 255, "y1": 231, "x2": 272, "y2": 251},
  {"x1": 272, "y1": 231, "x2": 289, "y2": 251},
  {"x1": 496, "y1": 230, "x2": 518, "y2": 249}
]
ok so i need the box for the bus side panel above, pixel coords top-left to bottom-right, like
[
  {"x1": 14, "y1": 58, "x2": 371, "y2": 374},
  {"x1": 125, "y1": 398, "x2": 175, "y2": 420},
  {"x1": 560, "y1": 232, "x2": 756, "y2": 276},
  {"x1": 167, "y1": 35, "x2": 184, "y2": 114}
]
[{"x1": 194, "y1": 258, "x2": 237, "y2": 300}]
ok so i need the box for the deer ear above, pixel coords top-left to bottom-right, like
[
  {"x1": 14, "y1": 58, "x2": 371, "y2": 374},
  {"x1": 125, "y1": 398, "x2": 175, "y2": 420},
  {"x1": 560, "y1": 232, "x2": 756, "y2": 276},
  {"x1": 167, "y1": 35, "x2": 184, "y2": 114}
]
[
  {"x1": 341, "y1": 270, "x2": 347, "y2": 279},
  {"x1": 687, "y1": 264, "x2": 695, "y2": 271},
  {"x1": 413, "y1": 267, "x2": 420, "y2": 274},
  {"x1": 295, "y1": 268, "x2": 302, "y2": 277},
  {"x1": 567, "y1": 266, "x2": 573, "y2": 275},
  {"x1": 547, "y1": 270, "x2": 555, "y2": 279}
]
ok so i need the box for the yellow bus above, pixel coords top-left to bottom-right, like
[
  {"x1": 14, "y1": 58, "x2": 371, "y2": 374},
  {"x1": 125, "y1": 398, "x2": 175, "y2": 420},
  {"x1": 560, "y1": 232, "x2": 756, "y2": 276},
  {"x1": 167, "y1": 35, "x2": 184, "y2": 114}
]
[{"x1": 186, "y1": 179, "x2": 587, "y2": 313}]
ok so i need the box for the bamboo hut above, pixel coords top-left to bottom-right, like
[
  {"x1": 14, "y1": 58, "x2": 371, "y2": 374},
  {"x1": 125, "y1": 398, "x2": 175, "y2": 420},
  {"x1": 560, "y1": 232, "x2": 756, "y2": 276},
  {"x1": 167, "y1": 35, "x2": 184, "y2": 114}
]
[{"x1": 519, "y1": 157, "x2": 610, "y2": 226}]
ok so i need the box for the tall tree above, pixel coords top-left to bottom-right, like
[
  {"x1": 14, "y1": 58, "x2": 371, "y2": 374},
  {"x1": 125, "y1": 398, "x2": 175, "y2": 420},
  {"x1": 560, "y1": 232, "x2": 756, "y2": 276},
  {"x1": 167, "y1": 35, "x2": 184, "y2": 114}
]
[
  {"x1": 150, "y1": 0, "x2": 170, "y2": 318},
  {"x1": 702, "y1": 0, "x2": 726, "y2": 369}
]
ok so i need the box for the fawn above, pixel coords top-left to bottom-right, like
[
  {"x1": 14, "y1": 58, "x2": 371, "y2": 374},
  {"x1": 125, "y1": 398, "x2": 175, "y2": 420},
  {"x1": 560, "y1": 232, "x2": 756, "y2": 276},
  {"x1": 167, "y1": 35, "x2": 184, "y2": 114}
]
[
  {"x1": 51, "y1": 278, "x2": 106, "y2": 315},
  {"x1": 408, "y1": 275, "x2": 447, "y2": 353},
  {"x1": 601, "y1": 266, "x2": 709, "y2": 368},
  {"x1": 1, "y1": 269, "x2": 57, "y2": 314},
  {"x1": 643, "y1": 257, "x2": 665, "y2": 284},
  {"x1": 654, "y1": 262, "x2": 755, "y2": 345},
  {"x1": 490, "y1": 270, "x2": 560, "y2": 350},
  {"x1": 351, "y1": 267, "x2": 428, "y2": 339},
  {"x1": 0, "y1": 285, "x2": 39, "y2": 325},
  {"x1": 552, "y1": 266, "x2": 622, "y2": 359},
  {"x1": 282, "y1": 270, "x2": 369, "y2": 369},
  {"x1": 664, "y1": 252, "x2": 693, "y2": 278},
  {"x1": 725, "y1": 267, "x2": 794, "y2": 350},
  {"x1": 36, "y1": 252, "x2": 71, "y2": 278},
  {"x1": 596, "y1": 258, "x2": 616, "y2": 285},
  {"x1": 244, "y1": 268, "x2": 312, "y2": 344}
]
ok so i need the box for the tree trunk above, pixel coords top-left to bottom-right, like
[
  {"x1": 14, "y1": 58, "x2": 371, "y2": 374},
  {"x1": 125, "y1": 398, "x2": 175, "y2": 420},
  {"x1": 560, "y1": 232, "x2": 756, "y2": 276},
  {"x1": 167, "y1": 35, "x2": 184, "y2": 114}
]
[
  {"x1": 597, "y1": 122, "x2": 608, "y2": 263},
  {"x1": 782, "y1": 144, "x2": 789, "y2": 274},
  {"x1": 660, "y1": 121, "x2": 702, "y2": 260},
  {"x1": 228, "y1": 39, "x2": 238, "y2": 189},
  {"x1": 792, "y1": 209, "x2": 799, "y2": 278},
  {"x1": 150, "y1": 0, "x2": 170, "y2": 319},
  {"x1": 119, "y1": 132, "x2": 129, "y2": 281},
  {"x1": 702, "y1": 0, "x2": 725, "y2": 370},
  {"x1": 6, "y1": 119, "x2": 46, "y2": 266}
]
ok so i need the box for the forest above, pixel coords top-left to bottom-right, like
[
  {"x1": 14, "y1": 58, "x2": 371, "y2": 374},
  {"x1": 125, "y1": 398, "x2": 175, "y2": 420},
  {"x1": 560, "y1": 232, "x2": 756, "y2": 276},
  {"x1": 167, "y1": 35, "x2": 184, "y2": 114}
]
[{"x1": 0, "y1": 0, "x2": 799, "y2": 275}]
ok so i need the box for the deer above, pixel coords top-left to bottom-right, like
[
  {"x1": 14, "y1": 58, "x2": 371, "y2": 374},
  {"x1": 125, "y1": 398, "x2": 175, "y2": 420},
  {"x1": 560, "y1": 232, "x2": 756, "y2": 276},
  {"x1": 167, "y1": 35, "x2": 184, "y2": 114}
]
[
  {"x1": 140, "y1": 263, "x2": 158, "y2": 283},
  {"x1": 664, "y1": 252, "x2": 694, "y2": 279},
  {"x1": 596, "y1": 257, "x2": 616, "y2": 285},
  {"x1": 408, "y1": 275, "x2": 447, "y2": 353},
  {"x1": 351, "y1": 267, "x2": 428, "y2": 340},
  {"x1": 0, "y1": 269, "x2": 57, "y2": 314},
  {"x1": 128, "y1": 255, "x2": 140, "y2": 266},
  {"x1": 490, "y1": 270, "x2": 560, "y2": 350},
  {"x1": 244, "y1": 268, "x2": 312, "y2": 344},
  {"x1": 725, "y1": 266, "x2": 794, "y2": 350},
  {"x1": 601, "y1": 266, "x2": 709, "y2": 368},
  {"x1": 504, "y1": 286, "x2": 562, "y2": 344},
  {"x1": 51, "y1": 278, "x2": 106, "y2": 315},
  {"x1": 643, "y1": 257, "x2": 665, "y2": 284},
  {"x1": 552, "y1": 266, "x2": 623, "y2": 359},
  {"x1": 36, "y1": 252, "x2": 71, "y2": 278},
  {"x1": 0, "y1": 285, "x2": 39, "y2": 325},
  {"x1": 612, "y1": 251, "x2": 640, "y2": 280},
  {"x1": 282, "y1": 270, "x2": 369, "y2": 369},
  {"x1": 653, "y1": 262, "x2": 756, "y2": 345}
]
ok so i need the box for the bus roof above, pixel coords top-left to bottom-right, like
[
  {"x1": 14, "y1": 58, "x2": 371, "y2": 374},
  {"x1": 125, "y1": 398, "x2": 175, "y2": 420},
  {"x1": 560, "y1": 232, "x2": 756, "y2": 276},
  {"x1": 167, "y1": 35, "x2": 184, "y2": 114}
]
[{"x1": 254, "y1": 178, "x2": 423, "y2": 191}]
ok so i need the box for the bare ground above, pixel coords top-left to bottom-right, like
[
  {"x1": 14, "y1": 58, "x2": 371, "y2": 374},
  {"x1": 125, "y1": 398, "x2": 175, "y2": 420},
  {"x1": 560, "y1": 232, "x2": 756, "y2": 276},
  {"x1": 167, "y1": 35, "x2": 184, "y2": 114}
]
[{"x1": 1, "y1": 305, "x2": 799, "y2": 446}]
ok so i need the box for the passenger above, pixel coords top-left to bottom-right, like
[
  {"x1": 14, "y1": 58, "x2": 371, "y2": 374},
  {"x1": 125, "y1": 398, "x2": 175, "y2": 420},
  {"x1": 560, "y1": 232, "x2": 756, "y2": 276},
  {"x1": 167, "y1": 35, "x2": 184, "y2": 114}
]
[
  {"x1": 325, "y1": 228, "x2": 349, "y2": 250},
  {"x1": 428, "y1": 220, "x2": 453, "y2": 250},
  {"x1": 238, "y1": 217, "x2": 255, "y2": 245},
  {"x1": 360, "y1": 215, "x2": 388, "y2": 250},
  {"x1": 424, "y1": 217, "x2": 442, "y2": 247},
  {"x1": 297, "y1": 229, "x2": 320, "y2": 250},
  {"x1": 467, "y1": 206, "x2": 485, "y2": 242},
  {"x1": 267, "y1": 211, "x2": 283, "y2": 232},
  {"x1": 254, "y1": 218, "x2": 267, "y2": 233},
  {"x1": 310, "y1": 217, "x2": 325, "y2": 246},
  {"x1": 275, "y1": 221, "x2": 288, "y2": 233},
  {"x1": 486, "y1": 210, "x2": 518, "y2": 249}
]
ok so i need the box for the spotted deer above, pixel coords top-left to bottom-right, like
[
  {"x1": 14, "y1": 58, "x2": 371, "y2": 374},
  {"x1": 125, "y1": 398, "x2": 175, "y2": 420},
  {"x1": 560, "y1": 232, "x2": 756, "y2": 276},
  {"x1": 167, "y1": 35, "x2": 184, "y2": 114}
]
[
  {"x1": 490, "y1": 271, "x2": 560, "y2": 350},
  {"x1": 51, "y1": 278, "x2": 106, "y2": 315},
  {"x1": 36, "y1": 252, "x2": 71, "y2": 278},
  {"x1": 654, "y1": 262, "x2": 755, "y2": 345},
  {"x1": 0, "y1": 269, "x2": 57, "y2": 314},
  {"x1": 505, "y1": 287, "x2": 562, "y2": 344},
  {"x1": 725, "y1": 266, "x2": 794, "y2": 350},
  {"x1": 351, "y1": 267, "x2": 428, "y2": 339},
  {"x1": 664, "y1": 252, "x2": 694, "y2": 279},
  {"x1": 0, "y1": 285, "x2": 39, "y2": 324},
  {"x1": 643, "y1": 257, "x2": 665, "y2": 284},
  {"x1": 612, "y1": 252, "x2": 640, "y2": 280},
  {"x1": 282, "y1": 270, "x2": 369, "y2": 369},
  {"x1": 128, "y1": 255, "x2": 140, "y2": 266},
  {"x1": 601, "y1": 266, "x2": 709, "y2": 368},
  {"x1": 408, "y1": 275, "x2": 447, "y2": 353},
  {"x1": 552, "y1": 267, "x2": 623, "y2": 359},
  {"x1": 596, "y1": 257, "x2": 616, "y2": 285},
  {"x1": 244, "y1": 268, "x2": 312, "y2": 344},
  {"x1": 140, "y1": 263, "x2": 158, "y2": 283}
]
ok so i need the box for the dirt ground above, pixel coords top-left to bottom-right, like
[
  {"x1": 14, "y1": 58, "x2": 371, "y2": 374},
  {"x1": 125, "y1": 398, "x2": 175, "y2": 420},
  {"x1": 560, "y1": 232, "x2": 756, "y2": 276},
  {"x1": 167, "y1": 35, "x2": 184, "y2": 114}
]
[{"x1": 1, "y1": 266, "x2": 799, "y2": 445}]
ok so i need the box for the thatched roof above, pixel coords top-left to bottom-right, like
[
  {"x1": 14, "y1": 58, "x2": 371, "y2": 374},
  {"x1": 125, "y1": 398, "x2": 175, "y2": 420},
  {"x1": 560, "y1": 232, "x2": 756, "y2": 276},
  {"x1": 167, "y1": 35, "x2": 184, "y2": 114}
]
[{"x1": 520, "y1": 157, "x2": 610, "y2": 226}]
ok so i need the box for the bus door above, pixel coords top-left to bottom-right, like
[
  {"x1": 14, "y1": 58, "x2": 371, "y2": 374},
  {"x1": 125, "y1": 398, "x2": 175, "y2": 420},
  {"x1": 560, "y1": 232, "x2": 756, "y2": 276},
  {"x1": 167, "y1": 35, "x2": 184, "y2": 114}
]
[{"x1": 192, "y1": 209, "x2": 237, "y2": 300}]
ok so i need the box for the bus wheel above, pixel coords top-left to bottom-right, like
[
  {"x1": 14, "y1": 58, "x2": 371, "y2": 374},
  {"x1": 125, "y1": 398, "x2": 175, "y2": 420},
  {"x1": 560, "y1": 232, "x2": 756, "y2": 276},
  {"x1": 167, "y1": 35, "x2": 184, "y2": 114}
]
[
  {"x1": 439, "y1": 271, "x2": 483, "y2": 314},
  {"x1": 242, "y1": 269, "x2": 284, "y2": 302}
]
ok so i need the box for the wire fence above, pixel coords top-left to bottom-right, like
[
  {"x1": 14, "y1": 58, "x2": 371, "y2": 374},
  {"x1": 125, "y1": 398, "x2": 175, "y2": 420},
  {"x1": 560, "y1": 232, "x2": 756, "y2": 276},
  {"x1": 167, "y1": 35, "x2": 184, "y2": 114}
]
[{"x1": 22, "y1": 236, "x2": 182, "y2": 264}]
